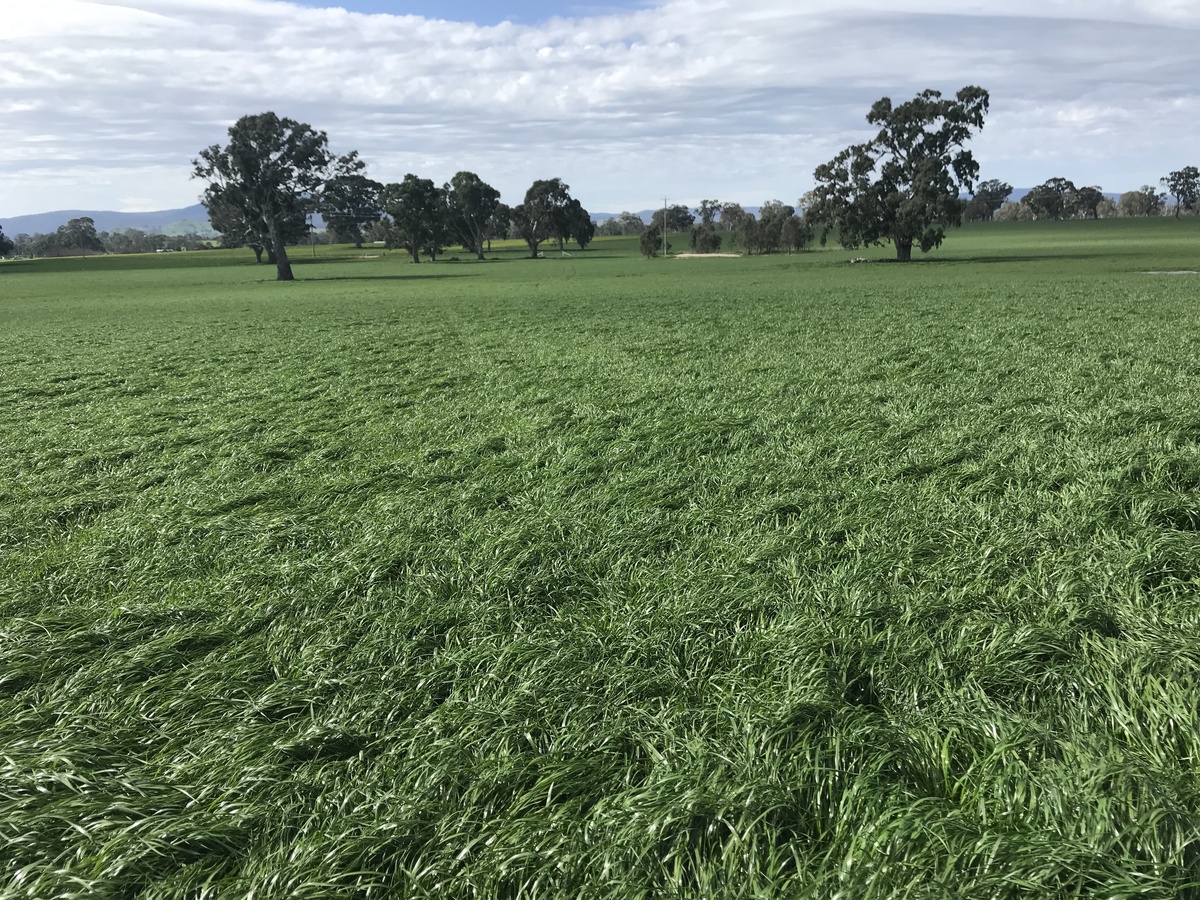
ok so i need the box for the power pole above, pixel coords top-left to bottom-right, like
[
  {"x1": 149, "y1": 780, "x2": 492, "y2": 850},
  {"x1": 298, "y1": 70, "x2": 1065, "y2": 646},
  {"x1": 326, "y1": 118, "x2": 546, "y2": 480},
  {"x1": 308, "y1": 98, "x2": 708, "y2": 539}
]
[{"x1": 663, "y1": 197, "x2": 668, "y2": 258}]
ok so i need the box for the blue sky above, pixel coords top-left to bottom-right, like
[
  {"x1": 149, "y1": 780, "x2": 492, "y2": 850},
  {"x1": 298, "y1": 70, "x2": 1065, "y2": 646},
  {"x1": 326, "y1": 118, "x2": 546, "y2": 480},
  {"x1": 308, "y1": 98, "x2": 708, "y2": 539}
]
[
  {"x1": 287, "y1": 0, "x2": 648, "y2": 25},
  {"x1": 2, "y1": 0, "x2": 1198, "y2": 218}
]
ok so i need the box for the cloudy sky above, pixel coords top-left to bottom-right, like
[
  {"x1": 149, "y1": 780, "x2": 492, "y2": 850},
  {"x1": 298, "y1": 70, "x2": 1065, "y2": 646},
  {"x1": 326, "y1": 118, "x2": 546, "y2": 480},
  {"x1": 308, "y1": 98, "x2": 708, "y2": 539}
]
[{"x1": 2, "y1": 0, "x2": 1197, "y2": 217}]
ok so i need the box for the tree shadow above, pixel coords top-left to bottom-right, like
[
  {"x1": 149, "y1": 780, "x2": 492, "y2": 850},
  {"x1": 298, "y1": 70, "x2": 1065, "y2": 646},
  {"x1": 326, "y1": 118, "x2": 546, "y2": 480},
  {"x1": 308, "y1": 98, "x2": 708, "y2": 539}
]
[
  {"x1": 910, "y1": 250, "x2": 1153, "y2": 265},
  {"x1": 297, "y1": 271, "x2": 484, "y2": 282}
]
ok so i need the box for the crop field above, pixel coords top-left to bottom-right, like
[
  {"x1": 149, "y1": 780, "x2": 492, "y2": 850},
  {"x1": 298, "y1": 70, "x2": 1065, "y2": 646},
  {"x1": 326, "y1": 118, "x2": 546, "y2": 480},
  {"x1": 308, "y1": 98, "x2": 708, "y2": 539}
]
[{"x1": 3, "y1": 219, "x2": 1200, "y2": 898}]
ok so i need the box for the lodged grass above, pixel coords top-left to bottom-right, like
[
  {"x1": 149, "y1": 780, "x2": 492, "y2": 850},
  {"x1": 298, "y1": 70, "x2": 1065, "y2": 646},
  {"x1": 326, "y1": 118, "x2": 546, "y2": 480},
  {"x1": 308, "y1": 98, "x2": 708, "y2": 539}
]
[{"x1": 3, "y1": 218, "x2": 1200, "y2": 897}]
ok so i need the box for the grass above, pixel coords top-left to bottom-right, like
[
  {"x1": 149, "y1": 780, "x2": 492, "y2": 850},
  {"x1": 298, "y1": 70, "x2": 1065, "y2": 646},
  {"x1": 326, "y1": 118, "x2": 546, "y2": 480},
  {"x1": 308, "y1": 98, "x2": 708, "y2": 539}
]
[{"x1": 2, "y1": 218, "x2": 1200, "y2": 898}]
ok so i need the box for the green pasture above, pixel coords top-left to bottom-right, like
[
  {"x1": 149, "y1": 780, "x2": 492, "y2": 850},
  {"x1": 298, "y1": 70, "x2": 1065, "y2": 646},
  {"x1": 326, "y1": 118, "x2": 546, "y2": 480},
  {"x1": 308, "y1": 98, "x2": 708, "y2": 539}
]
[{"x1": 2, "y1": 219, "x2": 1200, "y2": 897}]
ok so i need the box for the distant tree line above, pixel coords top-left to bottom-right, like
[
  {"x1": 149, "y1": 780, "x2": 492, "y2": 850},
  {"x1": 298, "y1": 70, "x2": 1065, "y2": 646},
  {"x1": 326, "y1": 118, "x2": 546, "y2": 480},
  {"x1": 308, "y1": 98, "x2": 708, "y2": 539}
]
[
  {"x1": 351, "y1": 174, "x2": 594, "y2": 262},
  {"x1": 600, "y1": 200, "x2": 813, "y2": 258},
  {"x1": 1, "y1": 216, "x2": 216, "y2": 259},
  {"x1": 961, "y1": 169, "x2": 1199, "y2": 223},
  {"x1": 190, "y1": 112, "x2": 595, "y2": 279},
  {"x1": 596, "y1": 212, "x2": 646, "y2": 237}
]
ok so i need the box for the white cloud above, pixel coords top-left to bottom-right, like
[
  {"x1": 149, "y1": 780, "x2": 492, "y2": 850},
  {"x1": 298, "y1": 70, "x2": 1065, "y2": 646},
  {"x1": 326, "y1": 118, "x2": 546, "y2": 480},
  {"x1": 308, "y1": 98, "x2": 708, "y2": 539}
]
[{"x1": 0, "y1": 0, "x2": 1197, "y2": 217}]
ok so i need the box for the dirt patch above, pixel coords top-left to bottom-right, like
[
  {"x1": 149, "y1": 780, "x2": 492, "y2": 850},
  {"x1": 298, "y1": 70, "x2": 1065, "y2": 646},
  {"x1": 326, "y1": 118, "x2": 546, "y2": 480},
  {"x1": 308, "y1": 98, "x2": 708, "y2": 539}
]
[{"x1": 1145, "y1": 270, "x2": 1197, "y2": 275}]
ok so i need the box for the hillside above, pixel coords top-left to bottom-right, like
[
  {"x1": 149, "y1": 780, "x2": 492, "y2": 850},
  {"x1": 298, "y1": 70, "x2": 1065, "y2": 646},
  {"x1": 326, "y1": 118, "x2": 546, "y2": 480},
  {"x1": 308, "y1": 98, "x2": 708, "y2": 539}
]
[{"x1": 0, "y1": 204, "x2": 216, "y2": 237}]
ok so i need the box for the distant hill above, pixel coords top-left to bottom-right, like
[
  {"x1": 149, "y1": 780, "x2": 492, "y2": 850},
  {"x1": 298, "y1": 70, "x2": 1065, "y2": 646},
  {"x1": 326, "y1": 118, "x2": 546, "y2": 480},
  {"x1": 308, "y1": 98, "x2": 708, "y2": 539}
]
[
  {"x1": 0, "y1": 204, "x2": 218, "y2": 237},
  {"x1": 0, "y1": 204, "x2": 338, "y2": 238},
  {"x1": 592, "y1": 207, "x2": 764, "y2": 223}
]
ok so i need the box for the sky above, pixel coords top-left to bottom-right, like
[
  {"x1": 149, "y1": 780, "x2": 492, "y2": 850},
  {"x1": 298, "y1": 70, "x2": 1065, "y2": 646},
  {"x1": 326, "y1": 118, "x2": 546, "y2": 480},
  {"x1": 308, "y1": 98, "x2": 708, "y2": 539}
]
[
  {"x1": 286, "y1": 1, "x2": 653, "y2": 25},
  {"x1": 2, "y1": 0, "x2": 1198, "y2": 218}
]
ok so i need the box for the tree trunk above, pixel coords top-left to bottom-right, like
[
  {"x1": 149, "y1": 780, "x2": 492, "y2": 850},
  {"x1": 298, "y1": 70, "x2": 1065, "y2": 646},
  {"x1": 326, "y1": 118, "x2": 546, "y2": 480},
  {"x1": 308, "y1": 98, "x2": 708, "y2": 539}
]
[
  {"x1": 252, "y1": 245, "x2": 264, "y2": 264},
  {"x1": 526, "y1": 239, "x2": 540, "y2": 259},
  {"x1": 354, "y1": 238, "x2": 363, "y2": 249},
  {"x1": 268, "y1": 216, "x2": 293, "y2": 281},
  {"x1": 474, "y1": 240, "x2": 485, "y2": 261},
  {"x1": 267, "y1": 247, "x2": 277, "y2": 264},
  {"x1": 895, "y1": 239, "x2": 913, "y2": 262},
  {"x1": 409, "y1": 244, "x2": 420, "y2": 263}
]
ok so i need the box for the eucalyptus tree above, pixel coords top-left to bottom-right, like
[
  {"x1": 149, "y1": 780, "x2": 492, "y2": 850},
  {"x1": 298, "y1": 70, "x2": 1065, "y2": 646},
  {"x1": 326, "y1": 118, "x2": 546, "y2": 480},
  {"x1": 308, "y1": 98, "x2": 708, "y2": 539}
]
[
  {"x1": 597, "y1": 212, "x2": 646, "y2": 237},
  {"x1": 696, "y1": 199, "x2": 721, "y2": 226},
  {"x1": 206, "y1": 186, "x2": 307, "y2": 263},
  {"x1": 512, "y1": 178, "x2": 575, "y2": 258},
  {"x1": 194, "y1": 112, "x2": 349, "y2": 281},
  {"x1": 1162, "y1": 167, "x2": 1199, "y2": 218},
  {"x1": 690, "y1": 223, "x2": 722, "y2": 253},
  {"x1": 993, "y1": 201, "x2": 1034, "y2": 222},
  {"x1": 1022, "y1": 178, "x2": 1078, "y2": 220},
  {"x1": 321, "y1": 156, "x2": 383, "y2": 249},
  {"x1": 719, "y1": 202, "x2": 748, "y2": 232},
  {"x1": 0, "y1": 226, "x2": 13, "y2": 258},
  {"x1": 1118, "y1": 186, "x2": 1165, "y2": 218},
  {"x1": 621, "y1": 212, "x2": 646, "y2": 235},
  {"x1": 977, "y1": 179, "x2": 1013, "y2": 213},
  {"x1": 689, "y1": 199, "x2": 722, "y2": 251},
  {"x1": 718, "y1": 202, "x2": 750, "y2": 249},
  {"x1": 1073, "y1": 186, "x2": 1106, "y2": 220},
  {"x1": 754, "y1": 201, "x2": 795, "y2": 254},
  {"x1": 640, "y1": 224, "x2": 668, "y2": 258},
  {"x1": 380, "y1": 175, "x2": 445, "y2": 263},
  {"x1": 809, "y1": 86, "x2": 990, "y2": 261},
  {"x1": 782, "y1": 213, "x2": 814, "y2": 253},
  {"x1": 444, "y1": 171, "x2": 502, "y2": 260},
  {"x1": 56, "y1": 217, "x2": 106, "y2": 256},
  {"x1": 485, "y1": 203, "x2": 512, "y2": 252},
  {"x1": 566, "y1": 198, "x2": 595, "y2": 250},
  {"x1": 964, "y1": 179, "x2": 1013, "y2": 221},
  {"x1": 650, "y1": 204, "x2": 695, "y2": 233}
]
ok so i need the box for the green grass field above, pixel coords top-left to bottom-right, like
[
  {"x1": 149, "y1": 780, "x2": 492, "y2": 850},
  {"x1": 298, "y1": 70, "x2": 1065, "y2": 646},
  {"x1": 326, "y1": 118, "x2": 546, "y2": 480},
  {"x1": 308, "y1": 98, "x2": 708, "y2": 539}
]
[{"x1": 3, "y1": 219, "x2": 1200, "y2": 898}]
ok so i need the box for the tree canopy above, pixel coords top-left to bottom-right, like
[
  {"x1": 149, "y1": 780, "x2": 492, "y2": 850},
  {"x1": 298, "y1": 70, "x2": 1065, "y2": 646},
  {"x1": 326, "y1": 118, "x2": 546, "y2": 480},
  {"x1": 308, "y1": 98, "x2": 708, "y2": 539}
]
[
  {"x1": 1161, "y1": 167, "x2": 1199, "y2": 218},
  {"x1": 206, "y1": 183, "x2": 307, "y2": 263},
  {"x1": 696, "y1": 200, "x2": 721, "y2": 226},
  {"x1": 194, "y1": 112, "x2": 345, "y2": 281},
  {"x1": 737, "y1": 202, "x2": 812, "y2": 255},
  {"x1": 57, "y1": 217, "x2": 106, "y2": 256},
  {"x1": 565, "y1": 198, "x2": 595, "y2": 250},
  {"x1": 964, "y1": 179, "x2": 1013, "y2": 221},
  {"x1": 512, "y1": 178, "x2": 579, "y2": 258},
  {"x1": 597, "y1": 211, "x2": 646, "y2": 237},
  {"x1": 380, "y1": 175, "x2": 445, "y2": 263},
  {"x1": 651, "y1": 204, "x2": 695, "y2": 233},
  {"x1": 444, "y1": 171, "x2": 502, "y2": 260},
  {"x1": 0, "y1": 226, "x2": 14, "y2": 258},
  {"x1": 1118, "y1": 186, "x2": 1165, "y2": 218},
  {"x1": 1022, "y1": 177, "x2": 1078, "y2": 220},
  {"x1": 640, "y1": 223, "x2": 668, "y2": 258},
  {"x1": 809, "y1": 86, "x2": 990, "y2": 261},
  {"x1": 1073, "y1": 186, "x2": 1106, "y2": 220},
  {"x1": 690, "y1": 222, "x2": 722, "y2": 253},
  {"x1": 321, "y1": 157, "x2": 383, "y2": 249}
]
